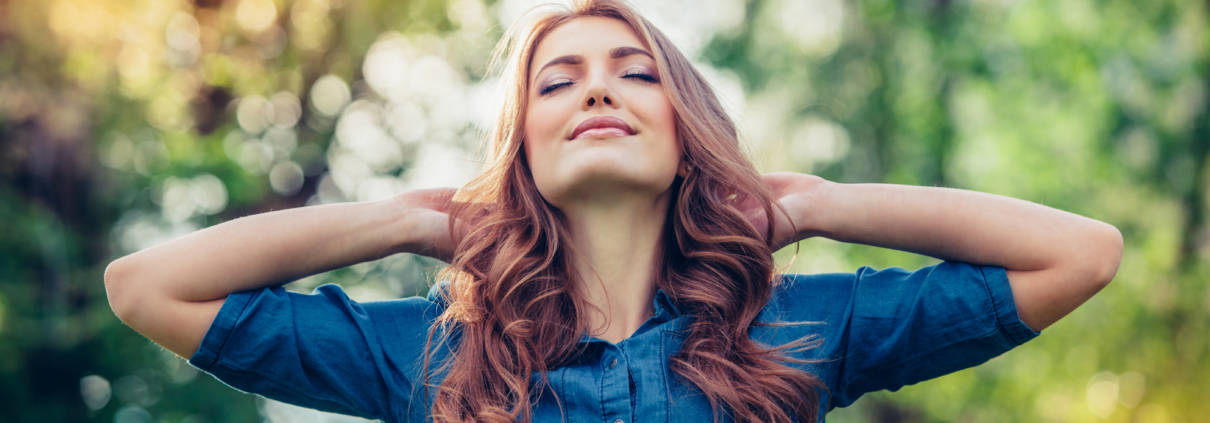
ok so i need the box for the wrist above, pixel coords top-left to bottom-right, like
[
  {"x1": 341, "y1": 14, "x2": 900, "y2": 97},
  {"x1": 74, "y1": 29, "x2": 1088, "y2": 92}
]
[
  {"x1": 796, "y1": 179, "x2": 839, "y2": 240},
  {"x1": 374, "y1": 196, "x2": 423, "y2": 256},
  {"x1": 377, "y1": 191, "x2": 457, "y2": 261}
]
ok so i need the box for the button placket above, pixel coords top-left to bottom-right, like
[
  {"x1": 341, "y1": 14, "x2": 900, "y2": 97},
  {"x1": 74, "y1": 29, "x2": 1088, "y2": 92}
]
[{"x1": 600, "y1": 348, "x2": 631, "y2": 423}]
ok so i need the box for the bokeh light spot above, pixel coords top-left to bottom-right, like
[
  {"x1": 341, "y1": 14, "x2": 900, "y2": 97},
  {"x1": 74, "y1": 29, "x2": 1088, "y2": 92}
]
[
  {"x1": 236, "y1": 0, "x2": 278, "y2": 33},
  {"x1": 1086, "y1": 371, "x2": 1119, "y2": 418},
  {"x1": 237, "y1": 95, "x2": 273, "y2": 134},
  {"x1": 310, "y1": 75, "x2": 351, "y2": 117},
  {"x1": 270, "y1": 92, "x2": 302, "y2": 128},
  {"x1": 791, "y1": 116, "x2": 851, "y2": 171},
  {"x1": 270, "y1": 161, "x2": 305, "y2": 196},
  {"x1": 114, "y1": 405, "x2": 152, "y2": 423},
  {"x1": 779, "y1": 0, "x2": 844, "y2": 58},
  {"x1": 1118, "y1": 371, "x2": 1145, "y2": 409},
  {"x1": 79, "y1": 375, "x2": 112, "y2": 411}
]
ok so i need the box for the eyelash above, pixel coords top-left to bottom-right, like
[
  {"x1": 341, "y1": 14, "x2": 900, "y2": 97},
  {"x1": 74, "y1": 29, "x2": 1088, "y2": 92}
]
[
  {"x1": 538, "y1": 70, "x2": 660, "y2": 96},
  {"x1": 622, "y1": 69, "x2": 659, "y2": 83}
]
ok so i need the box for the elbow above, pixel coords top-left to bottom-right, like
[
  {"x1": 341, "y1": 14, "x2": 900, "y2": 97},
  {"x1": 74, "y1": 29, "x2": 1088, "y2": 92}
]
[
  {"x1": 1089, "y1": 222, "x2": 1123, "y2": 291},
  {"x1": 104, "y1": 257, "x2": 140, "y2": 324}
]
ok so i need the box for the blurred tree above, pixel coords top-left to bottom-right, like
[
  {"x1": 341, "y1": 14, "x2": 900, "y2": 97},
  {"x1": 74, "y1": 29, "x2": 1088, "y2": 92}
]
[{"x1": 0, "y1": 0, "x2": 1205, "y2": 422}]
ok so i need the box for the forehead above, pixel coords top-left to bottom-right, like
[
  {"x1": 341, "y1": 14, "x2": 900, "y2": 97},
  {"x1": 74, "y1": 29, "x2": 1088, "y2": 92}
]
[{"x1": 530, "y1": 16, "x2": 647, "y2": 71}]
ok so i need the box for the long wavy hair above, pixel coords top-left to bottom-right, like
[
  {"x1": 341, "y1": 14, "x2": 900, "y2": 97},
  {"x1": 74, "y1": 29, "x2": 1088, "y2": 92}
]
[{"x1": 421, "y1": 1, "x2": 826, "y2": 422}]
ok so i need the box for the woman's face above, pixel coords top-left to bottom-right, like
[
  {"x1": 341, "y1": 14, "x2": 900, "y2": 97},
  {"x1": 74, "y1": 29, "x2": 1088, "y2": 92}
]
[{"x1": 523, "y1": 16, "x2": 680, "y2": 209}]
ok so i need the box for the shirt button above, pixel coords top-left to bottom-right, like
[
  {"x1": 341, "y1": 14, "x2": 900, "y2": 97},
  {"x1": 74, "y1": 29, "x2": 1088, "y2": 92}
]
[
  {"x1": 609, "y1": 358, "x2": 618, "y2": 369},
  {"x1": 613, "y1": 419, "x2": 624, "y2": 423}
]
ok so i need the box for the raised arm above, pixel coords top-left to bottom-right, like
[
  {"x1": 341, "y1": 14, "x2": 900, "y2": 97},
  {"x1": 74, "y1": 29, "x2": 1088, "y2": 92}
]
[
  {"x1": 103, "y1": 188, "x2": 458, "y2": 358},
  {"x1": 760, "y1": 173, "x2": 1122, "y2": 331}
]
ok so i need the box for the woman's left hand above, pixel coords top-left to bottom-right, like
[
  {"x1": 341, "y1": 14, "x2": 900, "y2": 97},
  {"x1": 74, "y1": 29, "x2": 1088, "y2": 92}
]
[{"x1": 739, "y1": 172, "x2": 830, "y2": 251}]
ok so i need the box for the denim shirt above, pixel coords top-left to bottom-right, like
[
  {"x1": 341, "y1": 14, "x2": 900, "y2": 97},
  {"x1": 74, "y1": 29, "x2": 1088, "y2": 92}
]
[{"x1": 188, "y1": 261, "x2": 1040, "y2": 422}]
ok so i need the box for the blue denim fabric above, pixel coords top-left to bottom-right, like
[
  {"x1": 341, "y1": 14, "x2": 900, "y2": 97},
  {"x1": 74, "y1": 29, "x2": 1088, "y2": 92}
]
[{"x1": 189, "y1": 261, "x2": 1040, "y2": 422}]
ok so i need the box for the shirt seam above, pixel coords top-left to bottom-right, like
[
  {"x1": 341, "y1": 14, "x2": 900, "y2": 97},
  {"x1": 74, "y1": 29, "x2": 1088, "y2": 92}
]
[
  {"x1": 190, "y1": 291, "x2": 255, "y2": 372},
  {"x1": 559, "y1": 367, "x2": 568, "y2": 423},
  {"x1": 828, "y1": 271, "x2": 860, "y2": 411},
  {"x1": 210, "y1": 360, "x2": 386, "y2": 422},
  {"x1": 979, "y1": 265, "x2": 1041, "y2": 344},
  {"x1": 661, "y1": 331, "x2": 671, "y2": 423},
  {"x1": 599, "y1": 353, "x2": 606, "y2": 422},
  {"x1": 976, "y1": 265, "x2": 1010, "y2": 342}
]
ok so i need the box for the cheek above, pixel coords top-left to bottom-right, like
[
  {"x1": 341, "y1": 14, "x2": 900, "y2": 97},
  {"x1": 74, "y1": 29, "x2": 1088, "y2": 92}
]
[
  {"x1": 523, "y1": 101, "x2": 565, "y2": 157},
  {"x1": 521, "y1": 109, "x2": 558, "y2": 194},
  {"x1": 647, "y1": 96, "x2": 680, "y2": 167},
  {"x1": 655, "y1": 93, "x2": 677, "y2": 135},
  {"x1": 521, "y1": 133, "x2": 548, "y2": 187}
]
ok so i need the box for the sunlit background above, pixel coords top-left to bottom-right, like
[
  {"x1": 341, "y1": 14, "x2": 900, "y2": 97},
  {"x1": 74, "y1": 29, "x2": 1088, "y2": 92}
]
[{"x1": 1, "y1": 0, "x2": 1207, "y2": 421}]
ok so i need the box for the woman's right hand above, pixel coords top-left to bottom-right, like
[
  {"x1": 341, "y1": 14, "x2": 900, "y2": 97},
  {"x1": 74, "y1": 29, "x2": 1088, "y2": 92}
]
[
  {"x1": 105, "y1": 187, "x2": 467, "y2": 358},
  {"x1": 389, "y1": 188, "x2": 465, "y2": 262},
  {"x1": 735, "y1": 173, "x2": 830, "y2": 252}
]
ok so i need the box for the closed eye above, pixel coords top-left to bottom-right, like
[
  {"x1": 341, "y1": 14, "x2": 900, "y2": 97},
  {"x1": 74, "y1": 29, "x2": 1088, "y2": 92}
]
[
  {"x1": 623, "y1": 70, "x2": 658, "y2": 83},
  {"x1": 539, "y1": 79, "x2": 574, "y2": 96},
  {"x1": 538, "y1": 71, "x2": 659, "y2": 96}
]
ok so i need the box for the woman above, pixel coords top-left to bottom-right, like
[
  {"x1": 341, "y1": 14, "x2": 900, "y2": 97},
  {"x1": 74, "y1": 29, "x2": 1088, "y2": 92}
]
[{"x1": 104, "y1": 0, "x2": 1123, "y2": 422}]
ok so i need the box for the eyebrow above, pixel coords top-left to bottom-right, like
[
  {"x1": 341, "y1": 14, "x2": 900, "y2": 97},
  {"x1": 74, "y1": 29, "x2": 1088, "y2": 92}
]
[{"x1": 534, "y1": 46, "x2": 654, "y2": 79}]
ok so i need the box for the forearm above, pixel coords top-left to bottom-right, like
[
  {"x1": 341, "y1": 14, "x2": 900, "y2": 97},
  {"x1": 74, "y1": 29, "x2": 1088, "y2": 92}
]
[
  {"x1": 106, "y1": 198, "x2": 412, "y2": 305},
  {"x1": 804, "y1": 181, "x2": 1121, "y2": 276},
  {"x1": 103, "y1": 191, "x2": 454, "y2": 358}
]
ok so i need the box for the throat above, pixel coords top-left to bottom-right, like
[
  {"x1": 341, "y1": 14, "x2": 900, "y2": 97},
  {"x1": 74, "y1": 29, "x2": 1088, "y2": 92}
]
[
  {"x1": 561, "y1": 191, "x2": 669, "y2": 344},
  {"x1": 586, "y1": 305, "x2": 656, "y2": 344}
]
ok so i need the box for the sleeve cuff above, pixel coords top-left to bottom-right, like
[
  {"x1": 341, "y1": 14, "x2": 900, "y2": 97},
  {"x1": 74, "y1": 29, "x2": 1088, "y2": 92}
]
[
  {"x1": 980, "y1": 265, "x2": 1041, "y2": 345},
  {"x1": 188, "y1": 289, "x2": 257, "y2": 372}
]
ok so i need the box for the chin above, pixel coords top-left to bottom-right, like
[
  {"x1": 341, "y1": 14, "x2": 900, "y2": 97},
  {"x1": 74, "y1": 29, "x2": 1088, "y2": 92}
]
[{"x1": 538, "y1": 161, "x2": 677, "y2": 207}]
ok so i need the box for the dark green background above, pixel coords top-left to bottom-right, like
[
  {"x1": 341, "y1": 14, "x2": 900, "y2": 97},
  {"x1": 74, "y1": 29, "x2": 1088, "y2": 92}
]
[{"x1": 0, "y1": 0, "x2": 1204, "y2": 421}]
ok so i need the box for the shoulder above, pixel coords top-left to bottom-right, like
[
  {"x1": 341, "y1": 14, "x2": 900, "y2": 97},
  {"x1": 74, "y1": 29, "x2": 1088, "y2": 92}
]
[
  {"x1": 196, "y1": 283, "x2": 460, "y2": 421},
  {"x1": 772, "y1": 262, "x2": 998, "y2": 306},
  {"x1": 767, "y1": 270, "x2": 862, "y2": 322},
  {"x1": 763, "y1": 262, "x2": 1000, "y2": 332},
  {"x1": 269, "y1": 283, "x2": 446, "y2": 323},
  {"x1": 224, "y1": 283, "x2": 451, "y2": 368},
  {"x1": 424, "y1": 280, "x2": 454, "y2": 311}
]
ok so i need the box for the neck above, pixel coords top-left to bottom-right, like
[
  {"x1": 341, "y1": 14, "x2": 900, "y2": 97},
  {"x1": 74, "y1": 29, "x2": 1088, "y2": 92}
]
[{"x1": 562, "y1": 191, "x2": 670, "y2": 344}]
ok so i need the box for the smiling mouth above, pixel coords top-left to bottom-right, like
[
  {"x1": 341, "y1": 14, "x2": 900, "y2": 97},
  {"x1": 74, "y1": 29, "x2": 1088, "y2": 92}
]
[
  {"x1": 571, "y1": 127, "x2": 632, "y2": 140},
  {"x1": 569, "y1": 115, "x2": 637, "y2": 140}
]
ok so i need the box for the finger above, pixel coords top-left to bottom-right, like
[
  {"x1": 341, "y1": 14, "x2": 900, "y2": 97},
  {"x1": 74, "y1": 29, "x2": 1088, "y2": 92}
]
[
  {"x1": 762, "y1": 173, "x2": 803, "y2": 194},
  {"x1": 409, "y1": 188, "x2": 458, "y2": 212}
]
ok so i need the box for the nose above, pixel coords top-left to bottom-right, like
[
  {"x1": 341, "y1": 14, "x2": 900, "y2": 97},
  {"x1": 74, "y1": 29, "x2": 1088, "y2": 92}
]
[
  {"x1": 581, "y1": 70, "x2": 617, "y2": 110},
  {"x1": 586, "y1": 95, "x2": 612, "y2": 107}
]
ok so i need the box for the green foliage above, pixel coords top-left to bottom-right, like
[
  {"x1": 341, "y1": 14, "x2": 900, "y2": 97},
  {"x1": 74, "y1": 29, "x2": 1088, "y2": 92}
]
[{"x1": 0, "y1": 0, "x2": 1204, "y2": 421}]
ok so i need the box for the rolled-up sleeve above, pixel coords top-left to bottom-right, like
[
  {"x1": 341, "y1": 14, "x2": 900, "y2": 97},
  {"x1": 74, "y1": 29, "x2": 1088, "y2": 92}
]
[
  {"x1": 774, "y1": 262, "x2": 1040, "y2": 410},
  {"x1": 832, "y1": 262, "x2": 1040, "y2": 407},
  {"x1": 188, "y1": 284, "x2": 441, "y2": 421}
]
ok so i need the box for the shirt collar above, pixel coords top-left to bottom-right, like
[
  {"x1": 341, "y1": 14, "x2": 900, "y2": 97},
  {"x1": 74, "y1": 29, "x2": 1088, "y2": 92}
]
[
  {"x1": 575, "y1": 288, "x2": 683, "y2": 344},
  {"x1": 652, "y1": 288, "x2": 682, "y2": 318},
  {"x1": 431, "y1": 281, "x2": 683, "y2": 321}
]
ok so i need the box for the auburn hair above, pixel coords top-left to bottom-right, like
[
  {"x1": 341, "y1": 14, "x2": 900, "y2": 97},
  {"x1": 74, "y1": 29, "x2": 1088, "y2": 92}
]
[{"x1": 421, "y1": 0, "x2": 826, "y2": 422}]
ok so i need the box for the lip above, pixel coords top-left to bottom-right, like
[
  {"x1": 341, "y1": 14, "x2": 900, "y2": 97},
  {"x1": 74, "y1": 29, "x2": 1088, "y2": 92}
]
[{"x1": 568, "y1": 116, "x2": 636, "y2": 140}]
